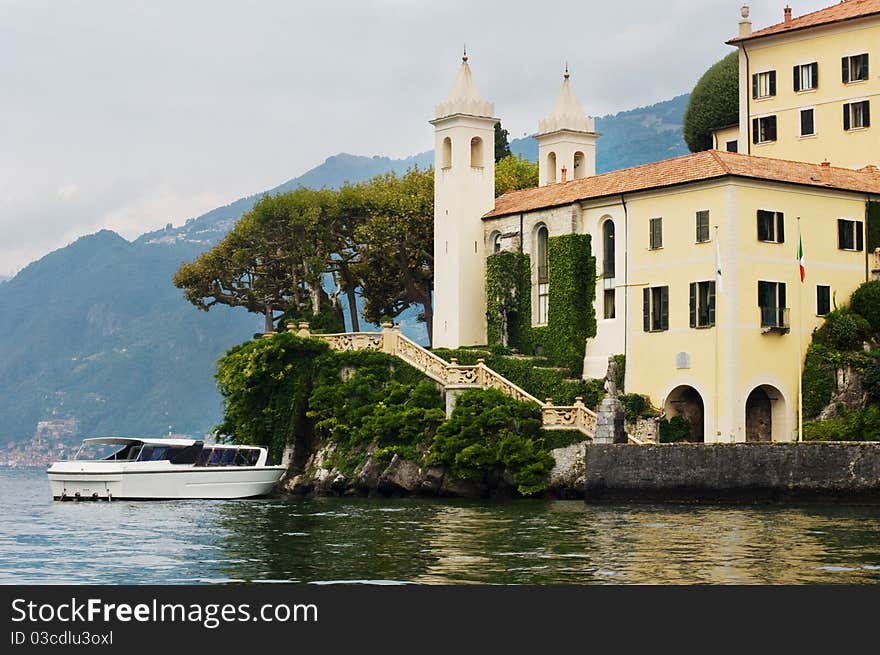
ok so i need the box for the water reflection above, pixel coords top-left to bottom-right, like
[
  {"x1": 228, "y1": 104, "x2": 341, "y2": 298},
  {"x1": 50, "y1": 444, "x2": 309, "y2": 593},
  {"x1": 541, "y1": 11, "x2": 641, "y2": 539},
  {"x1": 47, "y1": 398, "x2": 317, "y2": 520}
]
[{"x1": 2, "y1": 468, "x2": 880, "y2": 585}]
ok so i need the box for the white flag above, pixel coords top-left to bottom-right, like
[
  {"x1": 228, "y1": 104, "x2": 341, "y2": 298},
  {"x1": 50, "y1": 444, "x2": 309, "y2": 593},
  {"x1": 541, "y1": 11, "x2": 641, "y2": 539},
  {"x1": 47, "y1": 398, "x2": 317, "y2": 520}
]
[{"x1": 716, "y1": 237, "x2": 723, "y2": 294}]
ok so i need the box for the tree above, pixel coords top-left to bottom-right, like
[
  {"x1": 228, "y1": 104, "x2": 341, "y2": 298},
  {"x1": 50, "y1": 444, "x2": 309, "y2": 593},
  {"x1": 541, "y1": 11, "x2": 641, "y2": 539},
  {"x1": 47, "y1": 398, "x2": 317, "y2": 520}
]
[
  {"x1": 353, "y1": 168, "x2": 436, "y2": 344},
  {"x1": 683, "y1": 52, "x2": 739, "y2": 152},
  {"x1": 495, "y1": 154, "x2": 538, "y2": 197},
  {"x1": 174, "y1": 188, "x2": 342, "y2": 333},
  {"x1": 494, "y1": 121, "x2": 512, "y2": 163}
]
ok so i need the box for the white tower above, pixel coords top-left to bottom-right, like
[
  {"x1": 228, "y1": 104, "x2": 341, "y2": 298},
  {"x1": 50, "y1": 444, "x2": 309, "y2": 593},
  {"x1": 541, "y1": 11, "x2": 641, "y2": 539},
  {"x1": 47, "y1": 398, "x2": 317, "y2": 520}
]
[
  {"x1": 536, "y1": 68, "x2": 599, "y2": 186},
  {"x1": 430, "y1": 52, "x2": 498, "y2": 349}
]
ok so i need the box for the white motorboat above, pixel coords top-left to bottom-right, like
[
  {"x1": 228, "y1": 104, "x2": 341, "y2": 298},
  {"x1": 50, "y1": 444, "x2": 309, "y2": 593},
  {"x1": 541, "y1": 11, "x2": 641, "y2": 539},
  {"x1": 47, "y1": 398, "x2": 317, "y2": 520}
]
[{"x1": 47, "y1": 437, "x2": 286, "y2": 500}]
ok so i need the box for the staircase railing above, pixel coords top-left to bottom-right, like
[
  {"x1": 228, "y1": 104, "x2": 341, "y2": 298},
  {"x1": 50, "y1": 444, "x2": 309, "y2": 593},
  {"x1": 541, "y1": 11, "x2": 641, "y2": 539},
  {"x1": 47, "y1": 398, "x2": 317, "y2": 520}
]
[{"x1": 287, "y1": 321, "x2": 597, "y2": 438}]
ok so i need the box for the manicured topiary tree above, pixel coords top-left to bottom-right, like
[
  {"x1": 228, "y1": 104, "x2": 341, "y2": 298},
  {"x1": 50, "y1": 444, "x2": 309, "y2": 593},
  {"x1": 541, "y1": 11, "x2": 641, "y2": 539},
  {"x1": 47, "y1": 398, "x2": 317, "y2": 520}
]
[{"x1": 683, "y1": 52, "x2": 739, "y2": 152}]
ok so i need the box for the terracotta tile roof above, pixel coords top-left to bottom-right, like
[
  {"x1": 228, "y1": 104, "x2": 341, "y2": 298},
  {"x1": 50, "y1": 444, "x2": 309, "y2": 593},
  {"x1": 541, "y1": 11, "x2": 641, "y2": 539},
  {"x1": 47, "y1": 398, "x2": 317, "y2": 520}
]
[
  {"x1": 484, "y1": 150, "x2": 880, "y2": 220},
  {"x1": 728, "y1": 0, "x2": 880, "y2": 44}
]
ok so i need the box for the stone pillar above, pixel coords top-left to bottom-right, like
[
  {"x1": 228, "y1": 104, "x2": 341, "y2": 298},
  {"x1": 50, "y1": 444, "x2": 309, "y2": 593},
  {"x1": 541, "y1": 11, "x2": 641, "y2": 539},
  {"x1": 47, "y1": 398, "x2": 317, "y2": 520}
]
[
  {"x1": 286, "y1": 322, "x2": 298, "y2": 333},
  {"x1": 445, "y1": 388, "x2": 465, "y2": 418},
  {"x1": 296, "y1": 322, "x2": 310, "y2": 338},
  {"x1": 594, "y1": 395, "x2": 626, "y2": 444},
  {"x1": 381, "y1": 322, "x2": 395, "y2": 354}
]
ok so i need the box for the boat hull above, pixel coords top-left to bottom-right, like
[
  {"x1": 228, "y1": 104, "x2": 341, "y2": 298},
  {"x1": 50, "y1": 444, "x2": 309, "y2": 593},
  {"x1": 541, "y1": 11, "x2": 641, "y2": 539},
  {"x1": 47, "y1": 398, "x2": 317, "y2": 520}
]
[{"x1": 47, "y1": 466, "x2": 286, "y2": 500}]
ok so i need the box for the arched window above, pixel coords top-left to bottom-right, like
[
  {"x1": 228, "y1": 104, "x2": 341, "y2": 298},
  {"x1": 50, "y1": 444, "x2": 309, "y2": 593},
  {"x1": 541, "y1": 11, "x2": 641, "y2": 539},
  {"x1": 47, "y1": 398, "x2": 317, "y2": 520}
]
[
  {"x1": 536, "y1": 226, "x2": 549, "y2": 325},
  {"x1": 546, "y1": 152, "x2": 557, "y2": 184},
  {"x1": 442, "y1": 137, "x2": 452, "y2": 169},
  {"x1": 574, "y1": 152, "x2": 586, "y2": 179},
  {"x1": 603, "y1": 220, "x2": 615, "y2": 278},
  {"x1": 491, "y1": 232, "x2": 502, "y2": 254},
  {"x1": 470, "y1": 137, "x2": 484, "y2": 168}
]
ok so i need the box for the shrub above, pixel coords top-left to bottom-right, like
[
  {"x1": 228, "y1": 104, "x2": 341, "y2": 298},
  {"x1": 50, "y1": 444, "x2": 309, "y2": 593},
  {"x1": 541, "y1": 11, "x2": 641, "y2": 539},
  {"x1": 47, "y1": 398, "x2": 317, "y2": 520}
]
[
  {"x1": 659, "y1": 416, "x2": 692, "y2": 443},
  {"x1": 813, "y1": 308, "x2": 870, "y2": 351},
  {"x1": 850, "y1": 281, "x2": 880, "y2": 334},
  {"x1": 620, "y1": 394, "x2": 657, "y2": 423},
  {"x1": 804, "y1": 406, "x2": 880, "y2": 441},
  {"x1": 428, "y1": 389, "x2": 553, "y2": 496},
  {"x1": 802, "y1": 343, "x2": 839, "y2": 419}
]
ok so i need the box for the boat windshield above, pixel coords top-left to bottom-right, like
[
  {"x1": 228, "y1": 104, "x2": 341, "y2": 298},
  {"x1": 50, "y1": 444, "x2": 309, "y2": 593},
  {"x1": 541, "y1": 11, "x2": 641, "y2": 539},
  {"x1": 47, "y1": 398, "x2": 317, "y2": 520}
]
[{"x1": 74, "y1": 441, "x2": 142, "y2": 461}]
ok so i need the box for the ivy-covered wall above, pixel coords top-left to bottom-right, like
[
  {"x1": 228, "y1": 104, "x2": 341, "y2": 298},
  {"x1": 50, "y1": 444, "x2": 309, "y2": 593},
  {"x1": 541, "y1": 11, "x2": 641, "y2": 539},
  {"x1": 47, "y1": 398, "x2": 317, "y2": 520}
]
[
  {"x1": 486, "y1": 251, "x2": 532, "y2": 351},
  {"x1": 485, "y1": 234, "x2": 597, "y2": 376},
  {"x1": 535, "y1": 234, "x2": 597, "y2": 375}
]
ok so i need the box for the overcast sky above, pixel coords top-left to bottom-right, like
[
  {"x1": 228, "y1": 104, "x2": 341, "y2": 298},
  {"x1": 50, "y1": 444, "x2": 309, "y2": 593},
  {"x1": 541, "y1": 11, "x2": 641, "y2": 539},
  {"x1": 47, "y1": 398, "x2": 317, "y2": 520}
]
[{"x1": 0, "y1": 0, "x2": 833, "y2": 276}]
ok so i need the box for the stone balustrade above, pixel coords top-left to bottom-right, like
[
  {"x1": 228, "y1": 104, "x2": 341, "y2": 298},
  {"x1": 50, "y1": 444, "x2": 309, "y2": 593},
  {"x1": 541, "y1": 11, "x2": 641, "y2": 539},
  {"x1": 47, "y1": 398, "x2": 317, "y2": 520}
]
[{"x1": 288, "y1": 321, "x2": 597, "y2": 439}]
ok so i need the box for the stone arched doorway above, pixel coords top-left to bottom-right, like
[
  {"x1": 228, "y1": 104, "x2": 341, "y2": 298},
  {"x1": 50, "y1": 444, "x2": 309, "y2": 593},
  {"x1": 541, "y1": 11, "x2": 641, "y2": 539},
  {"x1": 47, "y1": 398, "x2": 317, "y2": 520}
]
[
  {"x1": 664, "y1": 386, "x2": 705, "y2": 443},
  {"x1": 745, "y1": 385, "x2": 780, "y2": 442}
]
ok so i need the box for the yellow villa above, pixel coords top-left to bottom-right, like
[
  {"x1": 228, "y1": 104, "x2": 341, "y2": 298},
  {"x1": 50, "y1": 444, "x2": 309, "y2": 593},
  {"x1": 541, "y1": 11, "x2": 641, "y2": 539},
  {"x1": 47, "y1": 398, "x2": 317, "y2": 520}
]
[
  {"x1": 431, "y1": 1, "x2": 880, "y2": 444},
  {"x1": 727, "y1": 0, "x2": 880, "y2": 168}
]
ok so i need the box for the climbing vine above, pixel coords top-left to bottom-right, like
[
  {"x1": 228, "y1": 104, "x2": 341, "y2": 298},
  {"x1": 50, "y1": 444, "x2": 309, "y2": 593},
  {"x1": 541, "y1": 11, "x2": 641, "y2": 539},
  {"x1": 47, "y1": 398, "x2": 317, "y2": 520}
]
[
  {"x1": 484, "y1": 234, "x2": 597, "y2": 376},
  {"x1": 486, "y1": 251, "x2": 533, "y2": 351},
  {"x1": 538, "y1": 234, "x2": 597, "y2": 375}
]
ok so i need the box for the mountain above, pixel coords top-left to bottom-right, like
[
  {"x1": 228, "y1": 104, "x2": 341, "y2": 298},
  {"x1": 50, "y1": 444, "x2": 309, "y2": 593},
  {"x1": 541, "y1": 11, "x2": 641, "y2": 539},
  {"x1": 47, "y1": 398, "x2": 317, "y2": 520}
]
[{"x1": 0, "y1": 95, "x2": 689, "y2": 445}]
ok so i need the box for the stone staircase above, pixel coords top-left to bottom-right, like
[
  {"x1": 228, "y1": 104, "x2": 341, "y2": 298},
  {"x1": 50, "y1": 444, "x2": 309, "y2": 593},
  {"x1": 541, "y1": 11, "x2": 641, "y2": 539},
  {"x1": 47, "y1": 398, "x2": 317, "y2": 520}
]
[{"x1": 289, "y1": 322, "x2": 597, "y2": 439}]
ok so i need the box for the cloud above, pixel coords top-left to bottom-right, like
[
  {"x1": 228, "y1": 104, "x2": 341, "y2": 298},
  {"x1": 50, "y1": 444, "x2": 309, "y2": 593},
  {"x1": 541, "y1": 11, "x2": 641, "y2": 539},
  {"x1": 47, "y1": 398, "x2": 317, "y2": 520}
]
[{"x1": 0, "y1": 0, "x2": 836, "y2": 277}]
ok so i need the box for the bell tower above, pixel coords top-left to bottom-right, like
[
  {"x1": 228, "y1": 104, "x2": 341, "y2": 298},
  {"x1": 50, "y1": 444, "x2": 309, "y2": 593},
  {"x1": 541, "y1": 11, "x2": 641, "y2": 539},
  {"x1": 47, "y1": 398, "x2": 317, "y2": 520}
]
[
  {"x1": 536, "y1": 67, "x2": 599, "y2": 186},
  {"x1": 430, "y1": 52, "x2": 498, "y2": 348}
]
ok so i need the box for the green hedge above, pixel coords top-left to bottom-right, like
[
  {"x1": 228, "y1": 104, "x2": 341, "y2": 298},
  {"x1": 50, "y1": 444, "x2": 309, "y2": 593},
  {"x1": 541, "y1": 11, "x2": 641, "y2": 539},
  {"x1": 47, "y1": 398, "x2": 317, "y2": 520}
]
[{"x1": 804, "y1": 406, "x2": 880, "y2": 441}]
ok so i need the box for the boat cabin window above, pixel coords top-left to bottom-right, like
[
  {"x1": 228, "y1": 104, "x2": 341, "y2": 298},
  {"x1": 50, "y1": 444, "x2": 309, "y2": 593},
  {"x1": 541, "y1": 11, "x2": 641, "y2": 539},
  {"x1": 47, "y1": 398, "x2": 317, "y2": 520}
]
[
  {"x1": 219, "y1": 448, "x2": 237, "y2": 466},
  {"x1": 195, "y1": 447, "x2": 213, "y2": 467},
  {"x1": 241, "y1": 449, "x2": 260, "y2": 466},
  {"x1": 137, "y1": 446, "x2": 169, "y2": 461},
  {"x1": 207, "y1": 449, "x2": 225, "y2": 467},
  {"x1": 102, "y1": 443, "x2": 142, "y2": 461}
]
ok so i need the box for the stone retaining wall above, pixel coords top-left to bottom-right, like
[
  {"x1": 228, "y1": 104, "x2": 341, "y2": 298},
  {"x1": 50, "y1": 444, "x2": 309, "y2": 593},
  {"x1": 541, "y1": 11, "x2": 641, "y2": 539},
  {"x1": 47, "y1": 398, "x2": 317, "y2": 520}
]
[{"x1": 583, "y1": 443, "x2": 880, "y2": 500}]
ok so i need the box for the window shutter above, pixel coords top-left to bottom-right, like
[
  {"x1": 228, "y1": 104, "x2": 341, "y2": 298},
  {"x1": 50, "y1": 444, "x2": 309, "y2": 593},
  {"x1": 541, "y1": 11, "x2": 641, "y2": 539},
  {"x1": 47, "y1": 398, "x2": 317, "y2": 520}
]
[
  {"x1": 857, "y1": 221, "x2": 865, "y2": 252},
  {"x1": 709, "y1": 283, "x2": 716, "y2": 326},
  {"x1": 812, "y1": 62, "x2": 819, "y2": 87},
  {"x1": 843, "y1": 56, "x2": 850, "y2": 84},
  {"x1": 779, "y1": 283, "x2": 787, "y2": 311},
  {"x1": 752, "y1": 73, "x2": 758, "y2": 99},
  {"x1": 769, "y1": 70, "x2": 776, "y2": 96},
  {"x1": 689, "y1": 283, "x2": 696, "y2": 328},
  {"x1": 844, "y1": 103, "x2": 851, "y2": 131},
  {"x1": 862, "y1": 54, "x2": 870, "y2": 80},
  {"x1": 864, "y1": 101, "x2": 871, "y2": 128},
  {"x1": 752, "y1": 118, "x2": 759, "y2": 144},
  {"x1": 776, "y1": 212, "x2": 785, "y2": 243},
  {"x1": 643, "y1": 288, "x2": 650, "y2": 332},
  {"x1": 793, "y1": 66, "x2": 800, "y2": 93},
  {"x1": 661, "y1": 287, "x2": 669, "y2": 331},
  {"x1": 838, "y1": 219, "x2": 846, "y2": 249},
  {"x1": 768, "y1": 116, "x2": 777, "y2": 141}
]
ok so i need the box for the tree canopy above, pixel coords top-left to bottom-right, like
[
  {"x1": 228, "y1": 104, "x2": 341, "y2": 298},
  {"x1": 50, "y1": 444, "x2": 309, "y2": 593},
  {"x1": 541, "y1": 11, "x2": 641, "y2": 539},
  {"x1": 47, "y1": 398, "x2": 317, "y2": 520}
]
[
  {"x1": 175, "y1": 157, "x2": 541, "y2": 345},
  {"x1": 683, "y1": 52, "x2": 739, "y2": 152}
]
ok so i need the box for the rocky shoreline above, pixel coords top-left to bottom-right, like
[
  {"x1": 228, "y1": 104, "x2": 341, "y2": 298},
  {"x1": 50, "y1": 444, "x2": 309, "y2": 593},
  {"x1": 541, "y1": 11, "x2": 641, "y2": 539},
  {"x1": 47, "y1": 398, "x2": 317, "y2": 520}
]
[{"x1": 280, "y1": 441, "x2": 589, "y2": 500}]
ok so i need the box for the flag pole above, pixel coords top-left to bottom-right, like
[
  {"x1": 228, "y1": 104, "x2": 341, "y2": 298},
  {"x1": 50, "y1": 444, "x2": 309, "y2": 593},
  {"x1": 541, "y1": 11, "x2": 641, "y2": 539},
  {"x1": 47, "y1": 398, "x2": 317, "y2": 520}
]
[
  {"x1": 797, "y1": 217, "x2": 804, "y2": 443},
  {"x1": 715, "y1": 225, "x2": 722, "y2": 442}
]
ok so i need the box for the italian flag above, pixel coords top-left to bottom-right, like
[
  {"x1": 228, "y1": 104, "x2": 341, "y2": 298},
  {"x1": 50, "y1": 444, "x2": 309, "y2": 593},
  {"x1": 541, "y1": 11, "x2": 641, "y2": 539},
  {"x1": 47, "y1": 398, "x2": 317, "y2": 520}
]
[{"x1": 798, "y1": 232, "x2": 806, "y2": 283}]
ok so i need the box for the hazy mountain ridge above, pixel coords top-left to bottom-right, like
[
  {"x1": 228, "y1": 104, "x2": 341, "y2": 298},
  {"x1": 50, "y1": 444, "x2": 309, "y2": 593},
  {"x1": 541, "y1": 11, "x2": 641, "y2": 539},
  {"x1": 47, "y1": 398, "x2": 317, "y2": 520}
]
[{"x1": 0, "y1": 94, "x2": 690, "y2": 445}]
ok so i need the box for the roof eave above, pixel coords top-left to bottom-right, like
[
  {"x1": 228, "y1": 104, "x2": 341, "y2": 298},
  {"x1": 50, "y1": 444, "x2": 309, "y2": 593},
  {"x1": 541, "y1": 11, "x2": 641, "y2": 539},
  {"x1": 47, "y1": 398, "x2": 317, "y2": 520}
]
[{"x1": 727, "y1": 10, "x2": 880, "y2": 45}]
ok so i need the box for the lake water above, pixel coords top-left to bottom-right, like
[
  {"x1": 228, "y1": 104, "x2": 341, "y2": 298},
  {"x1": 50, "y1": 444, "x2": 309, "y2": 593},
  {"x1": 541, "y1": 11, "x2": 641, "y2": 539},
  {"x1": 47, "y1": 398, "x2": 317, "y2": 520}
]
[{"x1": 2, "y1": 467, "x2": 880, "y2": 584}]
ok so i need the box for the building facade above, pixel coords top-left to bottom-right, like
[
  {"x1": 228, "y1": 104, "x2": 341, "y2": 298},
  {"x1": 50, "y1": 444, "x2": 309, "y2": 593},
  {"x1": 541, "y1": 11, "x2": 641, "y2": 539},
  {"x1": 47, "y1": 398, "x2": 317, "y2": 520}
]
[
  {"x1": 729, "y1": 1, "x2": 880, "y2": 168},
  {"x1": 431, "y1": 1, "x2": 880, "y2": 443}
]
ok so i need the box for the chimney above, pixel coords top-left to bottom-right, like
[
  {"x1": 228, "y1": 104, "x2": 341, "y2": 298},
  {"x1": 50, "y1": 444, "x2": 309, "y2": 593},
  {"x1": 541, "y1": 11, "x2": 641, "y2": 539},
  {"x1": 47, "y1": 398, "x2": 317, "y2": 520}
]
[
  {"x1": 784, "y1": 6, "x2": 792, "y2": 25},
  {"x1": 739, "y1": 5, "x2": 752, "y2": 37},
  {"x1": 821, "y1": 160, "x2": 832, "y2": 184},
  {"x1": 561, "y1": 166, "x2": 568, "y2": 183}
]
